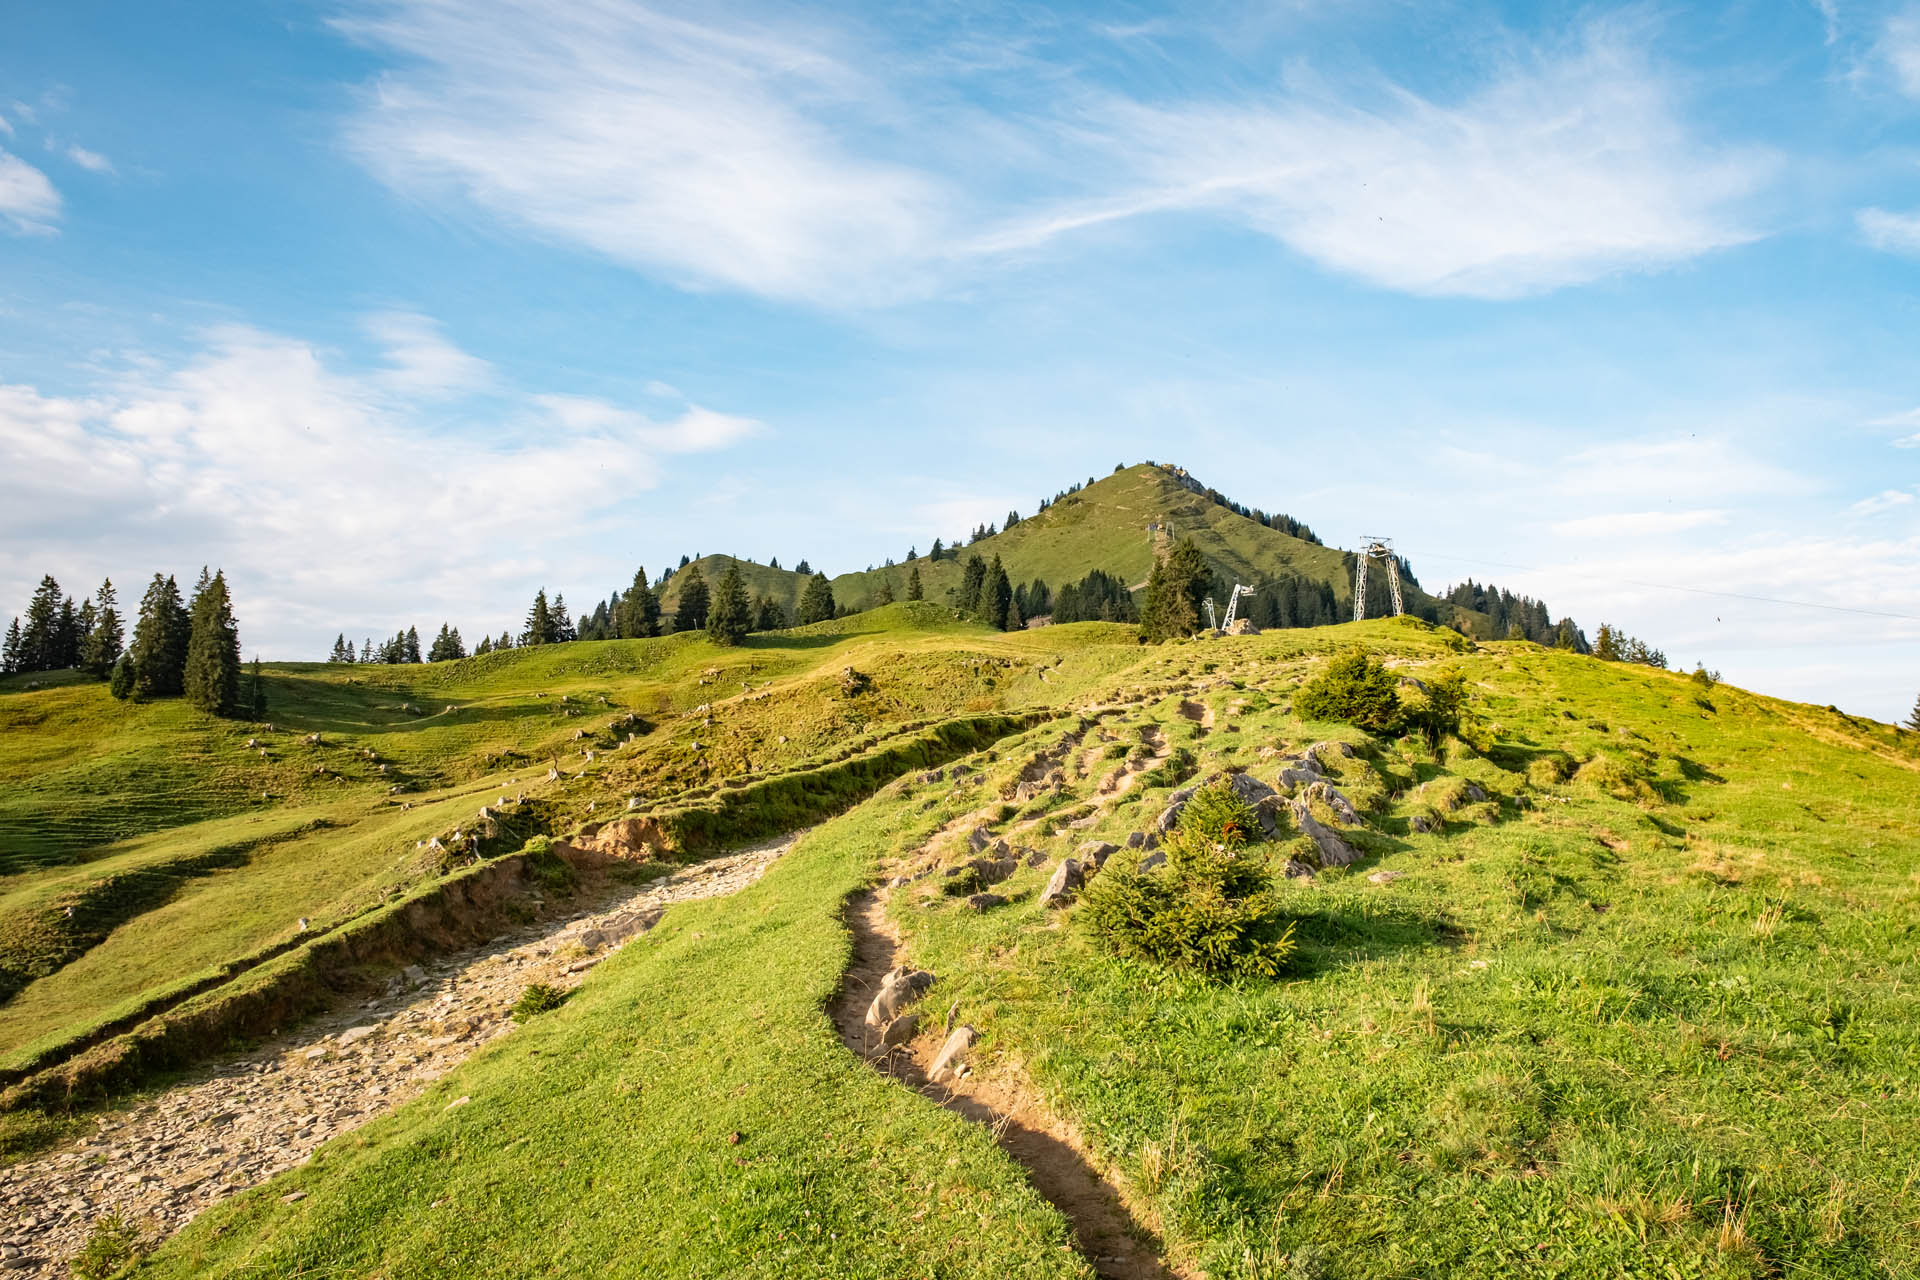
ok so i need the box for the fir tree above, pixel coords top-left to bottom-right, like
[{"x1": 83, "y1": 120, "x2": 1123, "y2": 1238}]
[
  {"x1": 475, "y1": 634, "x2": 493, "y2": 656},
  {"x1": 496, "y1": 630, "x2": 513, "y2": 651},
  {"x1": 551, "y1": 594, "x2": 575, "y2": 643},
  {"x1": 959, "y1": 555, "x2": 987, "y2": 616},
  {"x1": 706, "y1": 560, "x2": 751, "y2": 647},
  {"x1": 1907, "y1": 693, "x2": 1920, "y2": 733},
  {"x1": 364, "y1": 637, "x2": 375, "y2": 664},
  {"x1": 619, "y1": 567, "x2": 661, "y2": 638},
  {"x1": 404, "y1": 626, "x2": 423, "y2": 664},
  {"x1": 184, "y1": 570, "x2": 242, "y2": 716},
  {"x1": 1593, "y1": 624, "x2": 1621, "y2": 662},
  {"x1": 906, "y1": 566, "x2": 923, "y2": 601},
  {"x1": 1142, "y1": 539, "x2": 1209, "y2": 642},
  {"x1": 19, "y1": 575, "x2": 62, "y2": 673},
  {"x1": 753, "y1": 595, "x2": 787, "y2": 631},
  {"x1": 523, "y1": 589, "x2": 558, "y2": 645},
  {"x1": 56, "y1": 597, "x2": 81, "y2": 668},
  {"x1": 873, "y1": 577, "x2": 895, "y2": 607},
  {"x1": 793, "y1": 559, "x2": 811, "y2": 576},
  {"x1": 108, "y1": 654, "x2": 135, "y2": 700},
  {"x1": 246, "y1": 657, "x2": 268, "y2": 718},
  {"x1": 986, "y1": 556, "x2": 1013, "y2": 630},
  {"x1": 130, "y1": 573, "x2": 191, "y2": 696},
  {"x1": 83, "y1": 580, "x2": 124, "y2": 677},
  {"x1": 673, "y1": 564, "x2": 710, "y2": 632},
  {"x1": 796, "y1": 573, "x2": 835, "y2": 625},
  {"x1": 929, "y1": 539, "x2": 944, "y2": 563},
  {"x1": 2, "y1": 617, "x2": 19, "y2": 674}
]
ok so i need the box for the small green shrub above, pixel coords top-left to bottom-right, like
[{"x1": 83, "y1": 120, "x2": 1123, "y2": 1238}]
[
  {"x1": 511, "y1": 982, "x2": 570, "y2": 1021},
  {"x1": 1295, "y1": 651, "x2": 1401, "y2": 734},
  {"x1": 71, "y1": 1211, "x2": 146, "y2": 1280},
  {"x1": 1078, "y1": 783, "x2": 1296, "y2": 979},
  {"x1": 1525, "y1": 754, "x2": 1573, "y2": 788},
  {"x1": 1401, "y1": 668, "x2": 1472, "y2": 747}
]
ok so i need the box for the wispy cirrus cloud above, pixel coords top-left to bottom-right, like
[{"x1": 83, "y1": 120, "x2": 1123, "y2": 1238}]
[
  {"x1": 1884, "y1": 8, "x2": 1920, "y2": 97},
  {"x1": 1858, "y1": 206, "x2": 1920, "y2": 255},
  {"x1": 65, "y1": 144, "x2": 113, "y2": 174},
  {"x1": 0, "y1": 147, "x2": 59, "y2": 233},
  {"x1": 333, "y1": 2, "x2": 1773, "y2": 306}
]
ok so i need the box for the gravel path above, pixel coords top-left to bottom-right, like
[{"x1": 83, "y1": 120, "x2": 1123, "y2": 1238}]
[{"x1": 0, "y1": 834, "x2": 799, "y2": 1277}]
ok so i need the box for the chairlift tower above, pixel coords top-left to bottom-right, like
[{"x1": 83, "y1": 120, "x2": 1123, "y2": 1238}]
[
  {"x1": 1353, "y1": 537, "x2": 1404, "y2": 622},
  {"x1": 1202, "y1": 597, "x2": 1217, "y2": 630},
  {"x1": 1221, "y1": 583, "x2": 1254, "y2": 629}
]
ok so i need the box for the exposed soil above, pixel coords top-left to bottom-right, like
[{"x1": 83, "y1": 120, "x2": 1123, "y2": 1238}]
[
  {"x1": 0, "y1": 834, "x2": 799, "y2": 1278},
  {"x1": 830, "y1": 891, "x2": 1186, "y2": 1280}
]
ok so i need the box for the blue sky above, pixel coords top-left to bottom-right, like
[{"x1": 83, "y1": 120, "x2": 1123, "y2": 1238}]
[{"x1": 1, "y1": 0, "x2": 1916, "y2": 719}]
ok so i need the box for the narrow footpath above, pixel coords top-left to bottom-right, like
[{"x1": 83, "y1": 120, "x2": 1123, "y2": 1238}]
[{"x1": 0, "y1": 835, "x2": 798, "y2": 1277}]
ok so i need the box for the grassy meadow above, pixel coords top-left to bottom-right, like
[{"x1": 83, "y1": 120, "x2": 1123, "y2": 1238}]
[{"x1": 4, "y1": 607, "x2": 1917, "y2": 1279}]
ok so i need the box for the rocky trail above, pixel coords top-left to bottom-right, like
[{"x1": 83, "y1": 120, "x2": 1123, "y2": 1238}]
[
  {"x1": 830, "y1": 890, "x2": 1184, "y2": 1280},
  {"x1": 0, "y1": 834, "x2": 799, "y2": 1277}
]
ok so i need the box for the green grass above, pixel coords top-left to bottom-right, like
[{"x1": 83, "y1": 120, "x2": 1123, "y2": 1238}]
[
  {"x1": 12, "y1": 612, "x2": 1920, "y2": 1279},
  {"x1": 881, "y1": 630, "x2": 1920, "y2": 1278},
  {"x1": 137, "y1": 797, "x2": 1088, "y2": 1280}
]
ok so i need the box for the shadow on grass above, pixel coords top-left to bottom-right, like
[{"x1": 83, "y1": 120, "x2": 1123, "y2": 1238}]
[{"x1": 1283, "y1": 898, "x2": 1466, "y2": 976}]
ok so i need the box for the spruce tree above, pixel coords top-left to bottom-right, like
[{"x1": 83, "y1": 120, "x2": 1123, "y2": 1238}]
[
  {"x1": 1142, "y1": 539, "x2": 1209, "y2": 642},
  {"x1": 552, "y1": 594, "x2": 575, "y2": 643},
  {"x1": 986, "y1": 556, "x2": 1013, "y2": 630},
  {"x1": 959, "y1": 555, "x2": 987, "y2": 616},
  {"x1": 674, "y1": 565, "x2": 710, "y2": 632},
  {"x1": 524, "y1": 590, "x2": 557, "y2": 645},
  {"x1": 475, "y1": 635, "x2": 493, "y2": 656},
  {"x1": 497, "y1": 630, "x2": 513, "y2": 651},
  {"x1": 108, "y1": 654, "x2": 134, "y2": 699},
  {"x1": 873, "y1": 576, "x2": 895, "y2": 607},
  {"x1": 184, "y1": 570, "x2": 242, "y2": 716},
  {"x1": 794, "y1": 559, "x2": 811, "y2": 576},
  {"x1": 1907, "y1": 693, "x2": 1920, "y2": 733},
  {"x1": 930, "y1": 539, "x2": 944, "y2": 562},
  {"x1": 130, "y1": 573, "x2": 191, "y2": 696},
  {"x1": 907, "y1": 566, "x2": 923, "y2": 601},
  {"x1": 20, "y1": 575, "x2": 62, "y2": 673},
  {"x1": 797, "y1": 573, "x2": 835, "y2": 625},
  {"x1": 56, "y1": 597, "x2": 81, "y2": 668},
  {"x1": 2, "y1": 617, "x2": 19, "y2": 674},
  {"x1": 706, "y1": 560, "x2": 751, "y2": 646},
  {"x1": 753, "y1": 595, "x2": 787, "y2": 631},
  {"x1": 404, "y1": 626, "x2": 423, "y2": 663},
  {"x1": 619, "y1": 567, "x2": 661, "y2": 639},
  {"x1": 1593, "y1": 624, "x2": 1621, "y2": 662},
  {"x1": 364, "y1": 637, "x2": 375, "y2": 664},
  {"x1": 83, "y1": 580, "x2": 124, "y2": 677}
]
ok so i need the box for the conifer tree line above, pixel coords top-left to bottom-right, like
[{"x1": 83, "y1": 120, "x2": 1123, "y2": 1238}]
[
  {"x1": 1440, "y1": 580, "x2": 1586, "y2": 650},
  {"x1": 1591, "y1": 624, "x2": 1667, "y2": 669},
  {"x1": 5, "y1": 568, "x2": 254, "y2": 717}
]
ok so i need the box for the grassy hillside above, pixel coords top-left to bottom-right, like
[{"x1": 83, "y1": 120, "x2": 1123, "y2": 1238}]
[
  {"x1": 659, "y1": 464, "x2": 1460, "y2": 625},
  {"x1": 85, "y1": 618, "x2": 1920, "y2": 1279},
  {"x1": 0, "y1": 605, "x2": 1143, "y2": 1100}
]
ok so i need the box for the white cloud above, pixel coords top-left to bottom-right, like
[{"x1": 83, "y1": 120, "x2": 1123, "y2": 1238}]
[
  {"x1": 65, "y1": 144, "x2": 113, "y2": 174},
  {"x1": 0, "y1": 115, "x2": 12, "y2": 137},
  {"x1": 1082, "y1": 32, "x2": 1773, "y2": 298},
  {"x1": 1858, "y1": 206, "x2": 1920, "y2": 255},
  {"x1": 1851, "y1": 488, "x2": 1917, "y2": 514},
  {"x1": 0, "y1": 323, "x2": 761, "y2": 654},
  {"x1": 1557, "y1": 435, "x2": 1804, "y2": 501},
  {"x1": 363, "y1": 310, "x2": 494, "y2": 397},
  {"x1": 1551, "y1": 509, "x2": 1729, "y2": 539},
  {"x1": 1886, "y1": 9, "x2": 1920, "y2": 97},
  {"x1": 0, "y1": 146, "x2": 59, "y2": 233},
  {"x1": 530, "y1": 393, "x2": 760, "y2": 452},
  {"x1": 333, "y1": 4, "x2": 1765, "y2": 306},
  {"x1": 337, "y1": 0, "x2": 948, "y2": 306}
]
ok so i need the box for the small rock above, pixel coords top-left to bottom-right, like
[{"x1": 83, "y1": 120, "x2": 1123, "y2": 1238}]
[
  {"x1": 281, "y1": 1190, "x2": 308, "y2": 1203},
  {"x1": 1137, "y1": 850, "x2": 1166, "y2": 873},
  {"x1": 1075, "y1": 840, "x2": 1118, "y2": 870},
  {"x1": 929, "y1": 1024, "x2": 976, "y2": 1081},
  {"x1": 444, "y1": 1096, "x2": 471, "y2": 1110},
  {"x1": 336, "y1": 1025, "x2": 378, "y2": 1047},
  {"x1": 1041, "y1": 859, "x2": 1083, "y2": 907},
  {"x1": 878, "y1": 1012, "x2": 919, "y2": 1049},
  {"x1": 1367, "y1": 870, "x2": 1405, "y2": 885},
  {"x1": 964, "y1": 893, "x2": 1007, "y2": 911}
]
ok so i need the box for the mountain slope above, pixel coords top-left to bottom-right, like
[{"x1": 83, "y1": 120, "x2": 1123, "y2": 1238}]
[{"x1": 660, "y1": 462, "x2": 1458, "y2": 626}]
